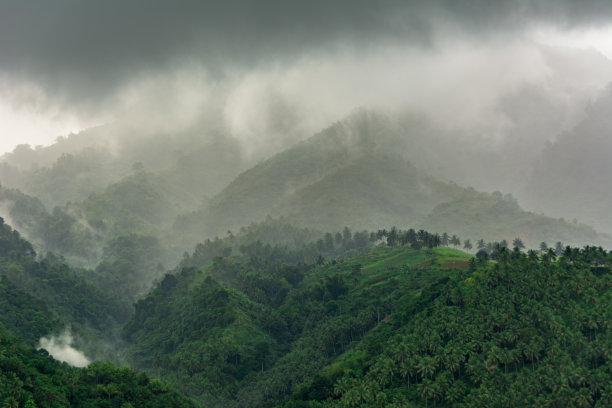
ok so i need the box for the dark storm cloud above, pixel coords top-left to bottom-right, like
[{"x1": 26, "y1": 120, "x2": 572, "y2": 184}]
[
  {"x1": 0, "y1": 0, "x2": 425, "y2": 100},
  {"x1": 1, "y1": 0, "x2": 611, "y2": 102}
]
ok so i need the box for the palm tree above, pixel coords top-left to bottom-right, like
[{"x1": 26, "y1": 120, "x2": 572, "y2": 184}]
[
  {"x1": 512, "y1": 238, "x2": 525, "y2": 251},
  {"x1": 573, "y1": 388, "x2": 594, "y2": 407},
  {"x1": 463, "y1": 239, "x2": 473, "y2": 251},
  {"x1": 451, "y1": 235, "x2": 461, "y2": 247},
  {"x1": 400, "y1": 358, "x2": 416, "y2": 389},
  {"x1": 418, "y1": 379, "x2": 435, "y2": 408},
  {"x1": 418, "y1": 356, "x2": 436, "y2": 380},
  {"x1": 477, "y1": 239, "x2": 486, "y2": 250}
]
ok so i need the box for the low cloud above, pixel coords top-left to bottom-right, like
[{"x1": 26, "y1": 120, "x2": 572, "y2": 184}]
[{"x1": 38, "y1": 331, "x2": 90, "y2": 368}]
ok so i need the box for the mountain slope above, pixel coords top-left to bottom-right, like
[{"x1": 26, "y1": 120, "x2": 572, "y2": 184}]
[
  {"x1": 0, "y1": 124, "x2": 248, "y2": 211},
  {"x1": 185, "y1": 112, "x2": 458, "y2": 235},
  {"x1": 182, "y1": 110, "x2": 612, "y2": 248},
  {"x1": 523, "y1": 84, "x2": 612, "y2": 235},
  {"x1": 120, "y1": 226, "x2": 612, "y2": 407},
  {"x1": 0, "y1": 217, "x2": 131, "y2": 360},
  {"x1": 424, "y1": 189, "x2": 609, "y2": 248},
  {"x1": 0, "y1": 325, "x2": 195, "y2": 408},
  {"x1": 121, "y1": 227, "x2": 471, "y2": 407}
]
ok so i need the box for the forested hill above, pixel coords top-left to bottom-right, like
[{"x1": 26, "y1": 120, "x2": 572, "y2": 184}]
[
  {"x1": 0, "y1": 112, "x2": 611, "y2": 407},
  {"x1": 178, "y1": 111, "x2": 612, "y2": 249},
  {"x1": 2, "y1": 109, "x2": 611, "y2": 281},
  {"x1": 0, "y1": 125, "x2": 248, "y2": 210},
  {"x1": 119, "y1": 227, "x2": 612, "y2": 407},
  {"x1": 0, "y1": 216, "x2": 130, "y2": 360},
  {"x1": 0, "y1": 209, "x2": 610, "y2": 407},
  {"x1": 0, "y1": 326, "x2": 195, "y2": 408}
]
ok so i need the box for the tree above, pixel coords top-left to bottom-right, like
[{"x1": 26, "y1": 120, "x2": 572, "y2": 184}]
[
  {"x1": 540, "y1": 242, "x2": 548, "y2": 254},
  {"x1": 512, "y1": 238, "x2": 525, "y2": 251},
  {"x1": 463, "y1": 239, "x2": 472, "y2": 251},
  {"x1": 334, "y1": 232, "x2": 343, "y2": 247},
  {"x1": 324, "y1": 233, "x2": 334, "y2": 251},
  {"x1": 477, "y1": 239, "x2": 486, "y2": 250},
  {"x1": 418, "y1": 356, "x2": 436, "y2": 380},
  {"x1": 342, "y1": 227, "x2": 352, "y2": 247},
  {"x1": 387, "y1": 227, "x2": 399, "y2": 246},
  {"x1": 451, "y1": 235, "x2": 461, "y2": 247}
]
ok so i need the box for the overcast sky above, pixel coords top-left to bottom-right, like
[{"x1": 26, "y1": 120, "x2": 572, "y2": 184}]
[{"x1": 1, "y1": 0, "x2": 612, "y2": 155}]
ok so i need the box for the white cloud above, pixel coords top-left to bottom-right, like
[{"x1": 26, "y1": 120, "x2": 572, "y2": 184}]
[
  {"x1": 38, "y1": 331, "x2": 90, "y2": 368},
  {"x1": 534, "y1": 25, "x2": 612, "y2": 60},
  {"x1": 2, "y1": 25, "x2": 612, "y2": 157},
  {"x1": 0, "y1": 77, "x2": 97, "y2": 154}
]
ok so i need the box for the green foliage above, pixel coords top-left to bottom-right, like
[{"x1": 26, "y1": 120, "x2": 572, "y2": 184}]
[
  {"x1": 94, "y1": 234, "x2": 167, "y2": 303},
  {"x1": 0, "y1": 327, "x2": 195, "y2": 408},
  {"x1": 0, "y1": 219, "x2": 130, "y2": 353},
  {"x1": 0, "y1": 276, "x2": 61, "y2": 345},
  {"x1": 0, "y1": 187, "x2": 100, "y2": 265},
  {"x1": 121, "y1": 224, "x2": 612, "y2": 408},
  {"x1": 297, "y1": 245, "x2": 612, "y2": 407},
  {"x1": 3, "y1": 116, "x2": 612, "y2": 408},
  {"x1": 123, "y1": 270, "x2": 278, "y2": 404},
  {"x1": 122, "y1": 227, "x2": 469, "y2": 407}
]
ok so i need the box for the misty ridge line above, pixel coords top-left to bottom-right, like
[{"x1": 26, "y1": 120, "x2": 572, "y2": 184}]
[{"x1": 3, "y1": 95, "x2": 612, "y2": 261}]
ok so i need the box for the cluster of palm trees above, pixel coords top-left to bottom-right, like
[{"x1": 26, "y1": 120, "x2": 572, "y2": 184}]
[{"x1": 328, "y1": 245, "x2": 612, "y2": 407}]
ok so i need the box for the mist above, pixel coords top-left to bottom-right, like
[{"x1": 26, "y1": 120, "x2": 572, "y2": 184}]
[
  {"x1": 2, "y1": 1, "x2": 612, "y2": 156},
  {"x1": 0, "y1": 2, "x2": 611, "y2": 247},
  {"x1": 38, "y1": 331, "x2": 90, "y2": 368}
]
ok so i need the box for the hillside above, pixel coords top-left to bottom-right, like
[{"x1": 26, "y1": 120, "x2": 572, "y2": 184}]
[
  {"x1": 0, "y1": 124, "x2": 249, "y2": 211},
  {"x1": 423, "y1": 189, "x2": 609, "y2": 248},
  {"x1": 179, "y1": 111, "x2": 612, "y2": 249},
  {"x1": 0, "y1": 217, "x2": 131, "y2": 361},
  {"x1": 522, "y1": 84, "x2": 612, "y2": 235},
  {"x1": 118, "y1": 227, "x2": 612, "y2": 407},
  {"x1": 0, "y1": 195, "x2": 610, "y2": 407},
  {"x1": 286, "y1": 245, "x2": 612, "y2": 407},
  {"x1": 0, "y1": 325, "x2": 195, "y2": 408},
  {"x1": 121, "y1": 228, "x2": 472, "y2": 407}
]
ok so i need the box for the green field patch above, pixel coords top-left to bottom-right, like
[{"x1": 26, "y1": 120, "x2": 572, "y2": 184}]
[
  {"x1": 431, "y1": 246, "x2": 472, "y2": 268},
  {"x1": 361, "y1": 246, "x2": 430, "y2": 272}
]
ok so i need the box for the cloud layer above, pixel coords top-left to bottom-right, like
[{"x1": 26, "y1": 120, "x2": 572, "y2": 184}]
[
  {"x1": 1, "y1": 1, "x2": 612, "y2": 155},
  {"x1": 2, "y1": 1, "x2": 611, "y2": 99}
]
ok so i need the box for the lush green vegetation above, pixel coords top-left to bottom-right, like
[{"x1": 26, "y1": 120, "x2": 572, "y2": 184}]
[
  {"x1": 0, "y1": 276, "x2": 61, "y2": 345},
  {"x1": 0, "y1": 217, "x2": 130, "y2": 359},
  {"x1": 0, "y1": 111, "x2": 611, "y2": 407},
  {"x1": 287, "y1": 246, "x2": 612, "y2": 407},
  {"x1": 118, "y1": 225, "x2": 612, "y2": 407},
  {"x1": 120, "y1": 227, "x2": 461, "y2": 406},
  {"x1": 0, "y1": 326, "x2": 195, "y2": 408}
]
